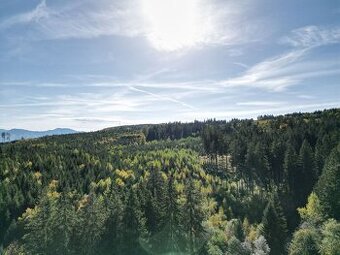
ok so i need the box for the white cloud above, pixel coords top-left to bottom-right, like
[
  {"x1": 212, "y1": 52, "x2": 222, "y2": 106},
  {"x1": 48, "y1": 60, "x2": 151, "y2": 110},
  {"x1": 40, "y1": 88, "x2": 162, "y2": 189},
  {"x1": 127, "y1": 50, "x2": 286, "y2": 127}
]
[
  {"x1": 0, "y1": 0, "x2": 144, "y2": 39},
  {"x1": 0, "y1": 0, "x2": 261, "y2": 51},
  {"x1": 129, "y1": 86, "x2": 196, "y2": 110},
  {"x1": 236, "y1": 101, "x2": 286, "y2": 107},
  {"x1": 0, "y1": 0, "x2": 49, "y2": 29},
  {"x1": 219, "y1": 25, "x2": 340, "y2": 91},
  {"x1": 220, "y1": 49, "x2": 308, "y2": 91},
  {"x1": 280, "y1": 25, "x2": 340, "y2": 48}
]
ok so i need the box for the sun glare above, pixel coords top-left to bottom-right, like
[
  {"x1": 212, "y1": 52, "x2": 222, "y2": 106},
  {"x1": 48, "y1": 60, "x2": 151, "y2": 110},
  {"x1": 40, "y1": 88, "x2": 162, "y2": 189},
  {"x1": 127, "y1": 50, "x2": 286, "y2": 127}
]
[{"x1": 141, "y1": 0, "x2": 206, "y2": 51}]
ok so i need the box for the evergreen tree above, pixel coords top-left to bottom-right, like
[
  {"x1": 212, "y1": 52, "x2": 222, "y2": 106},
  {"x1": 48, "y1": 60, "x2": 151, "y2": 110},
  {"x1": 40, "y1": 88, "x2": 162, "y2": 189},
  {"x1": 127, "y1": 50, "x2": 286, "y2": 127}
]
[
  {"x1": 48, "y1": 192, "x2": 78, "y2": 255},
  {"x1": 98, "y1": 189, "x2": 123, "y2": 255},
  {"x1": 226, "y1": 236, "x2": 251, "y2": 255},
  {"x1": 146, "y1": 166, "x2": 167, "y2": 235},
  {"x1": 183, "y1": 177, "x2": 206, "y2": 254},
  {"x1": 320, "y1": 219, "x2": 340, "y2": 255},
  {"x1": 76, "y1": 194, "x2": 108, "y2": 255},
  {"x1": 298, "y1": 192, "x2": 324, "y2": 226},
  {"x1": 253, "y1": 235, "x2": 270, "y2": 255},
  {"x1": 298, "y1": 140, "x2": 317, "y2": 204},
  {"x1": 121, "y1": 188, "x2": 147, "y2": 255},
  {"x1": 21, "y1": 182, "x2": 60, "y2": 255},
  {"x1": 142, "y1": 175, "x2": 185, "y2": 254},
  {"x1": 164, "y1": 174, "x2": 183, "y2": 252},
  {"x1": 283, "y1": 145, "x2": 299, "y2": 194},
  {"x1": 261, "y1": 198, "x2": 288, "y2": 255},
  {"x1": 315, "y1": 145, "x2": 340, "y2": 220},
  {"x1": 288, "y1": 228, "x2": 320, "y2": 255}
]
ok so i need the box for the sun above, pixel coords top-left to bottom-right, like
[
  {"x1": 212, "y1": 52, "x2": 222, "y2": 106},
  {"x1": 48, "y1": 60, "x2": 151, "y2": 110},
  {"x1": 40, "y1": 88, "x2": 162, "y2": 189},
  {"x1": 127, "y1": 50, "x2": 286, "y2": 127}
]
[{"x1": 141, "y1": 0, "x2": 206, "y2": 52}]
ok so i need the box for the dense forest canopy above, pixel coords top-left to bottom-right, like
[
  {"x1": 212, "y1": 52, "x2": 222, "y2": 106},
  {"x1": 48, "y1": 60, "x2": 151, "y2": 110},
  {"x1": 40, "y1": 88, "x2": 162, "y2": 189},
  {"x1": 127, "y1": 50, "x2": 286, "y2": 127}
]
[{"x1": 1, "y1": 108, "x2": 339, "y2": 255}]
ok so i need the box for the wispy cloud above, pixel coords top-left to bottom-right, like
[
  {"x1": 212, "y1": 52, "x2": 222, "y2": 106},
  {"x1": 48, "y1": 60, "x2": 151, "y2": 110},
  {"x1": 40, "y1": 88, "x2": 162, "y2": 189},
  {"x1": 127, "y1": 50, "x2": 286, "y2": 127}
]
[
  {"x1": 0, "y1": 0, "x2": 262, "y2": 51},
  {"x1": 236, "y1": 101, "x2": 286, "y2": 107},
  {"x1": 0, "y1": 0, "x2": 144, "y2": 39},
  {"x1": 0, "y1": 0, "x2": 49, "y2": 29},
  {"x1": 233, "y1": 62, "x2": 249, "y2": 69},
  {"x1": 280, "y1": 25, "x2": 340, "y2": 48},
  {"x1": 220, "y1": 49, "x2": 308, "y2": 91},
  {"x1": 219, "y1": 25, "x2": 340, "y2": 91},
  {"x1": 128, "y1": 86, "x2": 196, "y2": 110}
]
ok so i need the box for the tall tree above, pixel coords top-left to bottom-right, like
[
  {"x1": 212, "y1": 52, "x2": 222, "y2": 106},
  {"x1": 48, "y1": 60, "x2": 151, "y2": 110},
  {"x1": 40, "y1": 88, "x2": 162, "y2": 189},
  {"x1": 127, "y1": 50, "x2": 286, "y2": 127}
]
[
  {"x1": 145, "y1": 166, "x2": 167, "y2": 235},
  {"x1": 298, "y1": 140, "x2": 317, "y2": 204},
  {"x1": 142, "y1": 175, "x2": 185, "y2": 254},
  {"x1": 183, "y1": 177, "x2": 206, "y2": 254},
  {"x1": 315, "y1": 145, "x2": 340, "y2": 220},
  {"x1": 283, "y1": 144, "x2": 299, "y2": 194},
  {"x1": 288, "y1": 228, "x2": 320, "y2": 255},
  {"x1": 261, "y1": 198, "x2": 288, "y2": 255},
  {"x1": 121, "y1": 188, "x2": 148, "y2": 255},
  {"x1": 320, "y1": 219, "x2": 340, "y2": 255}
]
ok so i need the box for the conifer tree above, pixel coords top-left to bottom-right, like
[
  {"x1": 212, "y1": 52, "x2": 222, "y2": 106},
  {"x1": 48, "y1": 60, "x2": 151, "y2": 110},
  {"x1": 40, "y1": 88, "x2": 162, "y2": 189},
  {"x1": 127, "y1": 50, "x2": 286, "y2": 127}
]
[
  {"x1": 183, "y1": 177, "x2": 206, "y2": 254},
  {"x1": 164, "y1": 174, "x2": 183, "y2": 252},
  {"x1": 283, "y1": 145, "x2": 300, "y2": 195},
  {"x1": 146, "y1": 166, "x2": 167, "y2": 234},
  {"x1": 121, "y1": 188, "x2": 147, "y2": 255},
  {"x1": 315, "y1": 145, "x2": 340, "y2": 220},
  {"x1": 298, "y1": 140, "x2": 317, "y2": 204},
  {"x1": 288, "y1": 228, "x2": 320, "y2": 255},
  {"x1": 142, "y1": 174, "x2": 185, "y2": 254},
  {"x1": 320, "y1": 219, "x2": 340, "y2": 255},
  {"x1": 261, "y1": 197, "x2": 288, "y2": 255}
]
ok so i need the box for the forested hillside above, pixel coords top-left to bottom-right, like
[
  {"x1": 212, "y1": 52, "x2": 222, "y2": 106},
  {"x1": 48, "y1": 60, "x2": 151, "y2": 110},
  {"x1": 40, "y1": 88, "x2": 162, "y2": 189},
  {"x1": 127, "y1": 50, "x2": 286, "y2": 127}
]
[{"x1": 1, "y1": 108, "x2": 339, "y2": 255}]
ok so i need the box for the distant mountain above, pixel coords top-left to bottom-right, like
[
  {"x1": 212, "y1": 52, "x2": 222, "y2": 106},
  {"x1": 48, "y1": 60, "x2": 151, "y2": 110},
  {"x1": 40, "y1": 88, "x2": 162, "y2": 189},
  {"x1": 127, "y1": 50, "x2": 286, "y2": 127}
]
[{"x1": 0, "y1": 128, "x2": 78, "y2": 142}]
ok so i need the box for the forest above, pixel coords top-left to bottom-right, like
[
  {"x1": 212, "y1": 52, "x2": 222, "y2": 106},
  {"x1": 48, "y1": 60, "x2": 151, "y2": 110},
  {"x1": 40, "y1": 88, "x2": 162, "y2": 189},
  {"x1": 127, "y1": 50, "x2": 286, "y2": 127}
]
[{"x1": 0, "y1": 108, "x2": 339, "y2": 255}]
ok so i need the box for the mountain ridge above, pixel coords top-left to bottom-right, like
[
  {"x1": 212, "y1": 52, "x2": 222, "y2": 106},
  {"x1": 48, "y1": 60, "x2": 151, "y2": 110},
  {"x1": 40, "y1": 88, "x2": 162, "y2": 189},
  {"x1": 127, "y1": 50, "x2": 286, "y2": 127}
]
[{"x1": 0, "y1": 128, "x2": 78, "y2": 142}]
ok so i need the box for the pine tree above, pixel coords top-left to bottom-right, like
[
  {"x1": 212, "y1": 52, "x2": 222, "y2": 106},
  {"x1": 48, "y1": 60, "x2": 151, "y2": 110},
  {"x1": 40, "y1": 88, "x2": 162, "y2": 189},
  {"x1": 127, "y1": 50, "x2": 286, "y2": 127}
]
[
  {"x1": 283, "y1": 145, "x2": 299, "y2": 194},
  {"x1": 48, "y1": 192, "x2": 78, "y2": 255},
  {"x1": 146, "y1": 166, "x2": 167, "y2": 235},
  {"x1": 298, "y1": 140, "x2": 317, "y2": 205},
  {"x1": 97, "y1": 189, "x2": 123, "y2": 255},
  {"x1": 320, "y1": 219, "x2": 340, "y2": 255},
  {"x1": 298, "y1": 192, "x2": 324, "y2": 226},
  {"x1": 121, "y1": 188, "x2": 148, "y2": 255},
  {"x1": 183, "y1": 177, "x2": 206, "y2": 254},
  {"x1": 76, "y1": 194, "x2": 108, "y2": 255},
  {"x1": 21, "y1": 182, "x2": 60, "y2": 255},
  {"x1": 142, "y1": 174, "x2": 185, "y2": 254},
  {"x1": 288, "y1": 228, "x2": 320, "y2": 255},
  {"x1": 253, "y1": 235, "x2": 270, "y2": 255},
  {"x1": 261, "y1": 197, "x2": 288, "y2": 255},
  {"x1": 164, "y1": 174, "x2": 183, "y2": 252},
  {"x1": 315, "y1": 145, "x2": 340, "y2": 220}
]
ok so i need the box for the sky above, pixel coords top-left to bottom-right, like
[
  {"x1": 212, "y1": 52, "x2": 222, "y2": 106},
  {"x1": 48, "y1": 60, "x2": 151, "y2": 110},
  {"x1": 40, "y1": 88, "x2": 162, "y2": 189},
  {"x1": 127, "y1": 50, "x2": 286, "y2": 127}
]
[{"x1": 0, "y1": 0, "x2": 339, "y2": 131}]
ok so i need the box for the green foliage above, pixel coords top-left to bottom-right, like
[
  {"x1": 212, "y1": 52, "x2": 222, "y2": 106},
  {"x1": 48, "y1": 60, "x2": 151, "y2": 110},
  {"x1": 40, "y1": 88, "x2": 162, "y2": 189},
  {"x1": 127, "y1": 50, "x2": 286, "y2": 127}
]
[
  {"x1": 298, "y1": 192, "x2": 324, "y2": 226},
  {"x1": 0, "y1": 109, "x2": 339, "y2": 254},
  {"x1": 315, "y1": 145, "x2": 340, "y2": 220},
  {"x1": 288, "y1": 228, "x2": 320, "y2": 255},
  {"x1": 261, "y1": 197, "x2": 288, "y2": 255},
  {"x1": 319, "y1": 219, "x2": 340, "y2": 255}
]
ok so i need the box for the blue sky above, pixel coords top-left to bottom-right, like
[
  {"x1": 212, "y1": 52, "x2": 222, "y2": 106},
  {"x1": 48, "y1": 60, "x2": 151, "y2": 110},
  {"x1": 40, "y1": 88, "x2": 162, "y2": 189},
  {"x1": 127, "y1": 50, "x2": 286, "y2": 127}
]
[{"x1": 0, "y1": 0, "x2": 339, "y2": 131}]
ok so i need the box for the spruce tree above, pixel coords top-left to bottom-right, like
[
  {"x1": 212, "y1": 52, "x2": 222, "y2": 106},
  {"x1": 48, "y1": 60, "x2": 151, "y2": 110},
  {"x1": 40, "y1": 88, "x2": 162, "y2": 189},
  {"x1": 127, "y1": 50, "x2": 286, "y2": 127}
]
[
  {"x1": 261, "y1": 197, "x2": 288, "y2": 255},
  {"x1": 121, "y1": 188, "x2": 147, "y2": 255},
  {"x1": 183, "y1": 177, "x2": 206, "y2": 254},
  {"x1": 146, "y1": 166, "x2": 167, "y2": 235},
  {"x1": 164, "y1": 174, "x2": 183, "y2": 252},
  {"x1": 283, "y1": 144, "x2": 299, "y2": 194},
  {"x1": 142, "y1": 174, "x2": 185, "y2": 254},
  {"x1": 299, "y1": 140, "x2": 317, "y2": 204},
  {"x1": 288, "y1": 228, "x2": 320, "y2": 255},
  {"x1": 315, "y1": 145, "x2": 340, "y2": 220}
]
